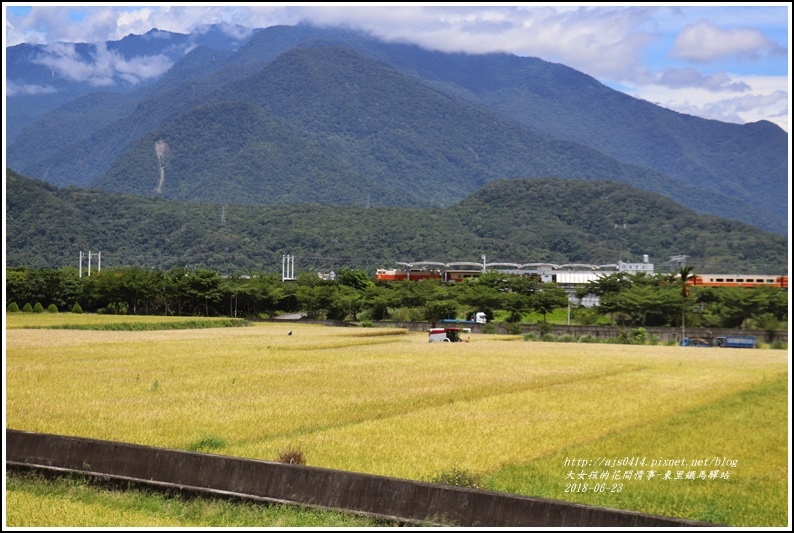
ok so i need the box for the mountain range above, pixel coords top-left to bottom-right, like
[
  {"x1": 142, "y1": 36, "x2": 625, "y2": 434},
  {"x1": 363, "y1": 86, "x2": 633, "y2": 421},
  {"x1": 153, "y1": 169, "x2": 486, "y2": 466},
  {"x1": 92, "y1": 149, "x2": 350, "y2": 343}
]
[{"x1": 5, "y1": 23, "x2": 790, "y2": 240}]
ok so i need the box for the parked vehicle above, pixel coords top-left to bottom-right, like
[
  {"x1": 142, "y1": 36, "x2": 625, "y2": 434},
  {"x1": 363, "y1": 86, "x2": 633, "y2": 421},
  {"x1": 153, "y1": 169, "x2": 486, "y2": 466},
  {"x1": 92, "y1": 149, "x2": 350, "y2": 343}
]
[
  {"x1": 681, "y1": 335, "x2": 756, "y2": 348},
  {"x1": 440, "y1": 312, "x2": 487, "y2": 326},
  {"x1": 428, "y1": 327, "x2": 469, "y2": 342},
  {"x1": 716, "y1": 335, "x2": 757, "y2": 348}
]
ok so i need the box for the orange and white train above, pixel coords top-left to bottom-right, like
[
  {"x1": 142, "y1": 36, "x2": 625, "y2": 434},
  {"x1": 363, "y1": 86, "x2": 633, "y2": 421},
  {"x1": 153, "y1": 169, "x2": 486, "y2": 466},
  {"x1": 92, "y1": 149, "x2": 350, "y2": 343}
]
[
  {"x1": 688, "y1": 274, "x2": 788, "y2": 289},
  {"x1": 376, "y1": 267, "x2": 788, "y2": 290},
  {"x1": 375, "y1": 268, "x2": 443, "y2": 281}
]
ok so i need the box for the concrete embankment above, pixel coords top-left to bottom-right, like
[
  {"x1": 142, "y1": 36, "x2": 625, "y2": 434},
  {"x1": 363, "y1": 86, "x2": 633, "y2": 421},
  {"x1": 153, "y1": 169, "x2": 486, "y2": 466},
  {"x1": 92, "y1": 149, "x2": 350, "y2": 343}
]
[{"x1": 6, "y1": 429, "x2": 713, "y2": 527}]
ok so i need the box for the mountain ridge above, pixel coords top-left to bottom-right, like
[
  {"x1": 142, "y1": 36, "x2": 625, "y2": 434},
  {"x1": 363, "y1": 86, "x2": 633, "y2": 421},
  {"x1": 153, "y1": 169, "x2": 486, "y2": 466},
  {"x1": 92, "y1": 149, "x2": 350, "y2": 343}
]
[{"x1": 5, "y1": 23, "x2": 789, "y2": 235}]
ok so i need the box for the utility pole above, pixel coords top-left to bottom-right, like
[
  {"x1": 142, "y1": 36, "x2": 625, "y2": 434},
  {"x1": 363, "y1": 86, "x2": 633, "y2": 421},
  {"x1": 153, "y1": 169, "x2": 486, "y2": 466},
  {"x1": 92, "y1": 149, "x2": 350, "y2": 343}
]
[
  {"x1": 282, "y1": 254, "x2": 295, "y2": 281},
  {"x1": 615, "y1": 222, "x2": 627, "y2": 262},
  {"x1": 79, "y1": 251, "x2": 83, "y2": 278},
  {"x1": 88, "y1": 251, "x2": 92, "y2": 276}
]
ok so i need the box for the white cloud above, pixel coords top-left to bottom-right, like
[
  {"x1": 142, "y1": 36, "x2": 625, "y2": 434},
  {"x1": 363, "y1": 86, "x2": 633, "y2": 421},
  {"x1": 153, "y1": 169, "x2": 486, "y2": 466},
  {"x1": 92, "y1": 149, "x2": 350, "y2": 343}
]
[
  {"x1": 31, "y1": 42, "x2": 174, "y2": 87},
  {"x1": 655, "y1": 68, "x2": 750, "y2": 92},
  {"x1": 6, "y1": 80, "x2": 57, "y2": 96},
  {"x1": 671, "y1": 20, "x2": 784, "y2": 63},
  {"x1": 290, "y1": 5, "x2": 660, "y2": 82},
  {"x1": 622, "y1": 75, "x2": 789, "y2": 131},
  {"x1": 192, "y1": 21, "x2": 256, "y2": 42},
  {"x1": 109, "y1": 5, "x2": 274, "y2": 41}
]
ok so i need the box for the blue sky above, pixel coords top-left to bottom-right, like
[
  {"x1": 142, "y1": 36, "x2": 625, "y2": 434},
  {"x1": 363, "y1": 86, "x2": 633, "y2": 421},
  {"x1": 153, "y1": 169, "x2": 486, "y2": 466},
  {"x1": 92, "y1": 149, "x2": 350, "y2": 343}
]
[{"x1": 3, "y1": 3, "x2": 791, "y2": 131}]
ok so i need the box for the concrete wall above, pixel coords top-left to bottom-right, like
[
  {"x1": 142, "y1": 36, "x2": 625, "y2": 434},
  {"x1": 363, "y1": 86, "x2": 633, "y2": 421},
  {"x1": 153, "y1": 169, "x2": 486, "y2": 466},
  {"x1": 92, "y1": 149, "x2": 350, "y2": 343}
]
[{"x1": 7, "y1": 429, "x2": 712, "y2": 527}]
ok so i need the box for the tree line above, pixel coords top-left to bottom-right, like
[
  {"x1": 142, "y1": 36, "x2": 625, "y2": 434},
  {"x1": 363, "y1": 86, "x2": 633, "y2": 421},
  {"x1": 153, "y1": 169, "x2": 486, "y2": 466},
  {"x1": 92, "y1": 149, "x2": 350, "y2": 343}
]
[{"x1": 5, "y1": 266, "x2": 788, "y2": 332}]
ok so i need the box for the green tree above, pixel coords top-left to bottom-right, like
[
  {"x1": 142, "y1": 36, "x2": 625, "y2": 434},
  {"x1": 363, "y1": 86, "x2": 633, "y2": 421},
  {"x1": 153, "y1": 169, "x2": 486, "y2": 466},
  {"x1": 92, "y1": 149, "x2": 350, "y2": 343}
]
[
  {"x1": 336, "y1": 284, "x2": 364, "y2": 321},
  {"x1": 337, "y1": 268, "x2": 373, "y2": 291},
  {"x1": 423, "y1": 298, "x2": 459, "y2": 327},
  {"x1": 164, "y1": 267, "x2": 190, "y2": 316},
  {"x1": 257, "y1": 274, "x2": 288, "y2": 316},
  {"x1": 576, "y1": 272, "x2": 635, "y2": 298},
  {"x1": 391, "y1": 279, "x2": 457, "y2": 326},
  {"x1": 530, "y1": 284, "x2": 569, "y2": 323},
  {"x1": 82, "y1": 270, "x2": 127, "y2": 313},
  {"x1": 295, "y1": 284, "x2": 321, "y2": 318},
  {"x1": 754, "y1": 313, "x2": 781, "y2": 343},
  {"x1": 294, "y1": 272, "x2": 330, "y2": 319},
  {"x1": 598, "y1": 283, "x2": 680, "y2": 326},
  {"x1": 184, "y1": 269, "x2": 222, "y2": 316},
  {"x1": 454, "y1": 277, "x2": 503, "y2": 320},
  {"x1": 5, "y1": 268, "x2": 30, "y2": 308},
  {"x1": 52, "y1": 267, "x2": 83, "y2": 310},
  {"x1": 701, "y1": 286, "x2": 787, "y2": 329},
  {"x1": 502, "y1": 292, "x2": 530, "y2": 323},
  {"x1": 116, "y1": 267, "x2": 164, "y2": 314},
  {"x1": 220, "y1": 275, "x2": 244, "y2": 318},
  {"x1": 8, "y1": 266, "x2": 84, "y2": 312},
  {"x1": 362, "y1": 283, "x2": 399, "y2": 321}
]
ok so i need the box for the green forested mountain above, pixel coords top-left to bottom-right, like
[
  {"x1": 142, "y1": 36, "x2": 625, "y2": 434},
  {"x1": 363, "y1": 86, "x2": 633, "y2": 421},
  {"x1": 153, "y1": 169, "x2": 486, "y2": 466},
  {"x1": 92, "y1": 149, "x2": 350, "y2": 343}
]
[
  {"x1": 356, "y1": 42, "x2": 789, "y2": 225},
  {"x1": 94, "y1": 100, "x2": 399, "y2": 206},
  {"x1": 96, "y1": 46, "x2": 687, "y2": 207},
  {"x1": 91, "y1": 46, "x2": 784, "y2": 236},
  {"x1": 6, "y1": 24, "x2": 788, "y2": 235},
  {"x1": 6, "y1": 170, "x2": 787, "y2": 275}
]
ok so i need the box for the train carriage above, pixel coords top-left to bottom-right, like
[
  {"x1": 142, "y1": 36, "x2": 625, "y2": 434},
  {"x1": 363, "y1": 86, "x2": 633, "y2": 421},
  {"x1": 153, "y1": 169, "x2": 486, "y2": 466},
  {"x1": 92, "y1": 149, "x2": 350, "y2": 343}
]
[{"x1": 689, "y1": 274, "x2": 787, "y2": 289}]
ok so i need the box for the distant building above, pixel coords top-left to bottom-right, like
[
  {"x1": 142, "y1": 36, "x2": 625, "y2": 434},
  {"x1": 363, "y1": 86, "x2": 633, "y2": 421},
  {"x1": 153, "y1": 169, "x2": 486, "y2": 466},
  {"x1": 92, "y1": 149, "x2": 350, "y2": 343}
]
[{"x1": 317, "y1": 270, "x2": 336, "y2": 281}]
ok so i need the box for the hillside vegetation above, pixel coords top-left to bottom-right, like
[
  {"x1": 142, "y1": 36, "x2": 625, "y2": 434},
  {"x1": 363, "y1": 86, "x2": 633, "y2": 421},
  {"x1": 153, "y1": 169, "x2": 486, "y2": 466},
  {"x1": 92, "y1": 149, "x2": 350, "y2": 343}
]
[{"x1": 6, "y1": 170, "x2": 787, "y2": 274}]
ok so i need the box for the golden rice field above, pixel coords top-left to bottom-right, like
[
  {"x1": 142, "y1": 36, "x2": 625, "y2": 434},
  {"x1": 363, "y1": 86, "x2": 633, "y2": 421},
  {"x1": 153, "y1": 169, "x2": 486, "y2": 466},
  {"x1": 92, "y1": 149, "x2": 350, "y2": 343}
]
[{"x1": 4, "y1": 314, "x2": 790, "y2": 526}]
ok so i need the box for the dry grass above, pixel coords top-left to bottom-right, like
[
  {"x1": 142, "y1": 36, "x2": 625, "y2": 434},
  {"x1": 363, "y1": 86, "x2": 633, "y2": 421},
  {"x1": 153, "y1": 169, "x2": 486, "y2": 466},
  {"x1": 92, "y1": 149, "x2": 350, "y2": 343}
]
[{"x1": 5, "y1": 316, "x2": 788, "y2": 525}]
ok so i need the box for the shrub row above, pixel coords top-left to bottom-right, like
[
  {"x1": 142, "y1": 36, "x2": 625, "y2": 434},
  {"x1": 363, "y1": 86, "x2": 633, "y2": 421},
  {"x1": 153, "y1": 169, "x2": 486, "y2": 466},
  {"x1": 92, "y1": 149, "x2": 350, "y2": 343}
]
[{"x1": 7, "y1": 302, "x2": 82, "y2": 313}]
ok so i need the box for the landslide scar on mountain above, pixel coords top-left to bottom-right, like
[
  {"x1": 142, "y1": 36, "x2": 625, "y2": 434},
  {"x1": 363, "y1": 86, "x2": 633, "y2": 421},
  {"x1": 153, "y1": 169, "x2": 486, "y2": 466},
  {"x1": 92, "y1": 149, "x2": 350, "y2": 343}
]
[{"x1": 154, "y1": 139, "x2": 169, "y2": 194}]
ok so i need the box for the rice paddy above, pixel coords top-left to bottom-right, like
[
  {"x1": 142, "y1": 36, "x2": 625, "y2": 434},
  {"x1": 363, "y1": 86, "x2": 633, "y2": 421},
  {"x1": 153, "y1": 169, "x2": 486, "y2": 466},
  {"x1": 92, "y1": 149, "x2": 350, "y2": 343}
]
[{"x1": 4, "y1": 314, "x2": 789, "y2": 526}]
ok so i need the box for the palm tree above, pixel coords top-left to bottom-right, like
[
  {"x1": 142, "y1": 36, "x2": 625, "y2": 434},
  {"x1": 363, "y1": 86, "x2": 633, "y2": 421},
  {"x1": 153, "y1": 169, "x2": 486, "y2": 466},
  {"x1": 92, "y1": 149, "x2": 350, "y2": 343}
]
[{"x1": 679, "y1": 265, "x2": 694, "y2": 343}]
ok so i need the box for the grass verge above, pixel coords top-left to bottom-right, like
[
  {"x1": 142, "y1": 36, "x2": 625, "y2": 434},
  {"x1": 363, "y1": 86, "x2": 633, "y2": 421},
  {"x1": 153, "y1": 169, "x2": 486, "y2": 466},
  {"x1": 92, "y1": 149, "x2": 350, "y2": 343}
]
[{"x1": 4, "y1": 470, "x2": 382, "y2": 527}]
